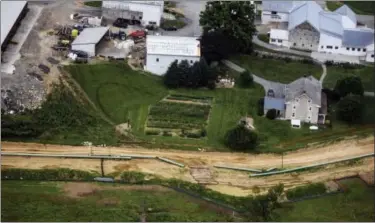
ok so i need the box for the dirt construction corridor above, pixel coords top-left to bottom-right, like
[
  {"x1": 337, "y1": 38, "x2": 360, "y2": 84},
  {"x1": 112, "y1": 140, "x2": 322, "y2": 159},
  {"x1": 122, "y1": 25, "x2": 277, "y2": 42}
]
[{"x1": 1, "y1": 137, "x2": 374, "y2": 196}]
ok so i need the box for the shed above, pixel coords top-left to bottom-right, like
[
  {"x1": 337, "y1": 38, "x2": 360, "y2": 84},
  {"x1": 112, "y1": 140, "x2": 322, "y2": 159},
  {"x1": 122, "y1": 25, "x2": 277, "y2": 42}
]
[{"x1": 71, "y1": 26, "x2": 109, "y2": 57}]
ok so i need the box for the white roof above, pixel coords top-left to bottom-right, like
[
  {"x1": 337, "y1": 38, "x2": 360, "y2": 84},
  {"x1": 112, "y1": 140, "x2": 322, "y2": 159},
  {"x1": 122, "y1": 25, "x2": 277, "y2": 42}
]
[
  {"x1": 146, "y1": 35, "x2": 201, "y2": 57},
  {"x1": 270, "y1": 29, "x2": 289, "y2": 40},
  {"x1": 1, "y1": 1, "x2": 27, "y2": 46},
  {"x1": 72, "y1": 27, "x2": 109, "y2": 45}
]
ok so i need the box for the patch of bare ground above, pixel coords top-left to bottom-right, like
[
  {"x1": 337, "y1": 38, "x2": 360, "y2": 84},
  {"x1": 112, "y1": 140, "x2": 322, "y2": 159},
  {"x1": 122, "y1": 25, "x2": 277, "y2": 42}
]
[{"x1": 359, "y1": 171, "x2": 375, "y2": 185}]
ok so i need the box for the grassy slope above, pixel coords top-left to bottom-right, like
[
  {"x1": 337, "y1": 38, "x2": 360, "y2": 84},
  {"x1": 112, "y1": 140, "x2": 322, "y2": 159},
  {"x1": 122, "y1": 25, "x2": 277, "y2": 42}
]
[
  {"x1": 275, "y1": 178, "x2": 375, "y2": 222},
  {"x1": 323, "y1": 65, "x2": 374, "y2": 92},
  {"x1": 1, "y1": 181, "x2": 232, "y2": 222},
  {"x1": 326, "y1": 1, "x2": 375, "y2": 15},
  {"x1": 230, "y1": 54, "x2": 322, "y2": 84}
]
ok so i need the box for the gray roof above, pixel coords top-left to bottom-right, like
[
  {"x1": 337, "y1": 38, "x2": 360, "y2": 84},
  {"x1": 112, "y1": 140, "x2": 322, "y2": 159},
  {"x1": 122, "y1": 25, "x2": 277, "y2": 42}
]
[
  {"x1": 288, "y1": 1, "x2": 323, "y2": 31},
  {"x1": 285, "y1": 76, "x2": 322, "y2": 105},
  {"x1": 262, "y1": 1, "x2": 305, "y2": 13},
  {"x1": 342, "y1": 29, "x2": 374, "y2": 47},
  {"x1": 264, "y1": 97, "x2": 285, "y2": 111},
  {"x1": 1, "y1": 1, "x2": 27, "y2": 46},
  {"x1": 319, "y1": 12, "x2": 343, "y2": 37},
  {"x1": 72, "y1": 27, "x2": 109, "y2": 45},
  {"x1": 335, "y1": 4, "x2": 357, "y2": 24}
]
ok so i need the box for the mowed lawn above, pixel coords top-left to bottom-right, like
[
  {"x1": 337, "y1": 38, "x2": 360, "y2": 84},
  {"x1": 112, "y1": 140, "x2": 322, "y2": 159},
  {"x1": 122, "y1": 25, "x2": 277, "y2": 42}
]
[
  {"x1": 230, "y1": 54, "x2": 322, "y2": 84},
  {"x1": 275, "y1": 178, "x2": 375, "y2": 222},
  {"x1": 1, "y1": 181, "x2": 232, "y2": 222},
  {"x1": 323, "y1": 65, "x2": 374, "y2": 92},
  {"x1": 326, "y1": 1, "x2": 375, "y2": 15}
]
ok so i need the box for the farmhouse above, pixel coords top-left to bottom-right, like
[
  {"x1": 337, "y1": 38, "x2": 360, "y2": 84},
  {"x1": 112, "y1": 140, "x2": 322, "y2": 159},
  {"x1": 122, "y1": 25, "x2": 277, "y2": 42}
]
[
  {"x1": 102, "y1": 1, "x2": 164, "y2": 27},
  {"x1": 144, "y1": 35, "x2": 201, "y2": 75},
  {"x1": 1, "y1": 1, "x2": 28, "y2": 52},
  {"x1": 263, "y1": 1, "x2": 374, "y2": 63},
  {"x1": 264, "y1": 75, "x2": 325, "y2": 124},
  {"x1": 71, "y1": 26, "x2": 109, "y2": 57}
]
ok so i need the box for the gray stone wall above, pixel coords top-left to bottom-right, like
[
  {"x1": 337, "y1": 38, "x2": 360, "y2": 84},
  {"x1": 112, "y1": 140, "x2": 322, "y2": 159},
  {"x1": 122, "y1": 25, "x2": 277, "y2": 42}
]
[{"x1": 289, "y1": 22, "x2": 320, "y2": 51}]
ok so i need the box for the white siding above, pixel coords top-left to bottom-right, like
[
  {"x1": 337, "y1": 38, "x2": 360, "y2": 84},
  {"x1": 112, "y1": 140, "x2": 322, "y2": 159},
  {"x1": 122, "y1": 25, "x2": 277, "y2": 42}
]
[
  {"x1": 145, "y1": 54, "x2": 200, "y2": 76},
  {"x1": 261, "y1": 11, "x2": 289, "y2": 24},
  {"x1": 285, "y1": 94, "x2": 320, "y2": 124},
  {"x1": 366, "y1": 51, "x2": 374, "y2": 62},
  {"x1": 269, "y1": 29, "x2": 290, "y2": 47},
  {"x1": 71, "y1": 43, "x2": 96, "y2": 56},
  {"x1": 318, "y1": 32, "x2": 342, "y2": 53}
]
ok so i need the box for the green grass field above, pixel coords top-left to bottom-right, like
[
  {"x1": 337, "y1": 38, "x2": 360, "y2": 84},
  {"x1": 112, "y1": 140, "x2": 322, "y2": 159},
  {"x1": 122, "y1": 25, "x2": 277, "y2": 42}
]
[
  {"x1": 230, "y1": 54, "x2": 322, "y2": 84},
  {"x1": 84, "y1": 1, "x2": 102, "y2": 7},
  {"x1": 323, "y1": 65, "x2": 374, "y2": 92},
  {"x1": 1, "y1": 181, "x2": 233, "y2": 222},
  {"x1": 326, "y1": 1, "x2": 375, "y2": 15},
  {"x1": 275, "y1": 178, "x2": 375, "y2": 221}
]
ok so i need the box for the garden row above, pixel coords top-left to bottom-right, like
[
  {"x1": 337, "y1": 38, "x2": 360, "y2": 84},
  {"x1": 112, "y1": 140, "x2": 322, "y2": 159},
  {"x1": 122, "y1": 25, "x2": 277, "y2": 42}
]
[
  {"x1": 166, "y1": 94, "x2": 213, "y2": 104},
  {"x1": 149, "y1": 101, "x2": 211, "y2": 118}
]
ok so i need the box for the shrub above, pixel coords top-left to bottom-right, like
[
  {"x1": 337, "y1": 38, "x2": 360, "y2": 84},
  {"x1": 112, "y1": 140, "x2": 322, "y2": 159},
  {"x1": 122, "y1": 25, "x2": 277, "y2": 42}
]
[
  {"x1": 322, "y1": 88, "x2": 341, "y2": 102},
  {"x1": 334, "y1": 76, "x2": 364, "y2": 98},
  {"x1": 120, "y1": 171, "x2": 148, "y2": 184},
  {"x1": 225, "y1": 125, "x2": 258, "y2": 151},
  {"x1": 239, "y1": 70, "x2": 254, "y2": 88},
  {"x1": 266, "y1": 109, "x2": 277, "y2": 120},
  {"x1": 145, "y1": 130, "x2": 160, "y2": 135},
  {"x1": 336, "y1": 94, "x2": 364, "y2": 124},
  {"x1": 200, "y1": 128, "x2": 207, "y2": 137},
  {"x1": 1, "y1": 168, "x2": 96, "y2": 181},
  {"x1": 285, "y1": 183, "x2": 327, "y2": 200},
  {"x1": 257, "y1": 98, "x2": 264, "y2": 116}
]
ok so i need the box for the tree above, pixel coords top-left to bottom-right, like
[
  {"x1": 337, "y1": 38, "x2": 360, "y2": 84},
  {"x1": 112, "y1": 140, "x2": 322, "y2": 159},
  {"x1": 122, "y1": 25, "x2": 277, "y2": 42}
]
[
  {"x1": 200, "y1": 29, "x2": 240, "y2": 64},
  {"x1": 239, "y1": 70, "x2": 253, "y2": 88},
  {"x1": 336, "y1": 94, "x2": 364, "y2": 124},
  {"x1": 163, "y1": 60, "x2": 180, "y2": 88},
  {"x1": 199, "y1": 57, "x2": 217, "y2": 86},
  {"x1": 257, "y1": 98, "x2": 264, "y2": 116},
  {"x1": 334, "y1": 76, "x2": 364, "y2": 98},
  {"x1": 225, "y1": 124, "x2": 258, "y2": 151},
  {"x1": 266, "y1": 109, "x2": 277, "y2": 120},
  {"x1": 200, "y1": 1, "x2": 257, "y2": 54},
  {"x1": 177, "y1": 60, "x2": 191, "y2": 87}
]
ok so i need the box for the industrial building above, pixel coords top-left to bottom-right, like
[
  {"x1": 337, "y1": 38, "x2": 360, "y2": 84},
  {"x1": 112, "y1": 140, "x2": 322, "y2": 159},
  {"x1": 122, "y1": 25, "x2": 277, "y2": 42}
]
[
  {"x1": 1, "y1": 1, "x2": 28, "y2": 52},
  {"x1": 144, "y1": 35, "x2": 201, "y2": 76},
  {"x1": 71, "y1": 26, "x2": 110, "y2": 57}
]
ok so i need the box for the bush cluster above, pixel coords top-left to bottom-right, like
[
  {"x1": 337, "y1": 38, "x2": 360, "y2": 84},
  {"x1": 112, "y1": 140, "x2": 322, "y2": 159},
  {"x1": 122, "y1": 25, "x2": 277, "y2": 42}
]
[
  {"x1": 1, "y1": 168, "x2": 96, "y2": 181},
  {"x1": 324, "y1": 61, "x2": 364, "y2": 69},
  {"x1": 285, "y1": 183, "x2": 327, "y2": 200}
]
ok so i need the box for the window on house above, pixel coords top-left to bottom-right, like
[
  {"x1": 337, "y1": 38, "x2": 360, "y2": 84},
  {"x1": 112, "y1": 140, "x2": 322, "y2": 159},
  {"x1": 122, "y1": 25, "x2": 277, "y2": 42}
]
[
  {"x1": 190, "y1": 60, "x2": 193, "y2": 64},
  {"x1": 321, "y1": 46, "x2": 323, "y2": 49},
  {"x1": 296, "y1": 99, "x2": 299, "y2": 102},
  {"x1": 293, "y1": 106, "x2": 296, "y2": 109},
  {"x1": 352, "y1": 48, "x2": 355, "y2": 51},
  {"x1": 302, "y1": 44, "x2": 305, "y2": 47},
  {"x1": 271, "y1": 39, "x2": 276, "y2": 42},
  {"x1": 139, "y1": 16, "x2": 143, "y2": 20},
  {"x1": 357, "y1": 48, "x2": 361, "y2": 51},
  {"x1": 278, "y1": 39, "x2": 282, "y2": 43},
  {"x1": 293, "y1": 43, "x2": 296, "y2": 46},
  {"x1": 346, "y1": 47, "x2": 350, "y2": 50},
  {"x1": 156, "y1": 58, "x2": 159, "y2": 62},
  {"x1": 292, "y1": 113, "x2": 295, "y2": 117},
  {"x1": 310, "y1": 45, "x2": 312, "y2": 47},
  {"x1": 326, "y1": 46, "x2": 333, "y2": 49},
  {"x1": 335, "y1": 46, "x2": 338, "y2": 49},
  {"x1": 309, "y1": 107, "x2": 312, "y2": 111},
  {"x1": 372, "y1": 54, "x2": 374, "y2": 58},
  {"x1": 363, "y1": 48, "x2": 367, "y2": 52},
  {"x1": 308, "y1": 116, "x2": 311, "y2": 119},
  {"x1": 271, "y1": 11, "x2": 277, "y2": 15},
  {"x1": 308, "y1": 99, "x2": 311, "y2": 103}
]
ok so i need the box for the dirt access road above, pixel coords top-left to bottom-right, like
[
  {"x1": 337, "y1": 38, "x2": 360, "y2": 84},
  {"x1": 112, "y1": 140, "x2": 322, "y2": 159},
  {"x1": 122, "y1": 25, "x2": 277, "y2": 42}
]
[{"x1": 2, "y1": 137, "x2": 374, "y2": 196}]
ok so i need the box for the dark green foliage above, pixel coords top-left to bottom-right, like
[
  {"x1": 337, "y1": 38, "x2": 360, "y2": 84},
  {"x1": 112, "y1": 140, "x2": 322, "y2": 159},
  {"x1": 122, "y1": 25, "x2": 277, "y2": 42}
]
[
  {"x1": 334, "y1": 76, "x2": 364, "y2": 98},
  {"x1": 1, "y1": 168, "x2": 96, "y2": 181},
  {"x1": 239, "y1": 70, "x2": 253, "y2": 88},
  {"x1": 1, "y1": 111, "x2": 43, "y2": 138},
  {"x1": 336, "y1": 94, "x2": 364, "y2": 124},
  {"x1": 145, "y1": 129, "x2": 160, "y2": 135},
  {"x1": 120, "y1": 171, "x2": 148, "y2": 183},
  {"x1": 257, "y1": 98, "x2": 264, "y2": 116},
  {"x1": 266, "y1": 109, "x2": 277, "y2": 120},
  {"x1": 322, "y1": 88, "x2": 341, "y2": 103},
  {"x1": 225, "y1": 125, "x2": 258, "y2": 151},
  {"x1": 84, "y1": 1, "x2": 102, "y2": 7},
  {"x1": 285, "y1": 183, "x2": 327, "y2": 200},
  {"x1": 200, "y1": 1, "x2": 256, "y2": 54},
  {"x1": 163, "y1": 60, "x2": 180, "y2": 88}
]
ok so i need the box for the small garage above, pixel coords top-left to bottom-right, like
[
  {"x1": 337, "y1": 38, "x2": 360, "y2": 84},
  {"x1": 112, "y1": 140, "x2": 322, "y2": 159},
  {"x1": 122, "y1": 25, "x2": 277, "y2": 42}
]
[{"x1": 71, "y1": 27, "x2": 109, "y2": 57}]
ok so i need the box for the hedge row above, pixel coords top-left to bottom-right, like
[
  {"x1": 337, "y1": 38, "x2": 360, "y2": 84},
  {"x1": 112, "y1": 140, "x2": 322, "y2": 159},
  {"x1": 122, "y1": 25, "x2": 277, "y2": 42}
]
[
  {"x1": 285, "y1": 182, "x2": 327, "y2": 200},
  {"x1": 1, "y1": 168, "x2": 97, "y2": 181}
]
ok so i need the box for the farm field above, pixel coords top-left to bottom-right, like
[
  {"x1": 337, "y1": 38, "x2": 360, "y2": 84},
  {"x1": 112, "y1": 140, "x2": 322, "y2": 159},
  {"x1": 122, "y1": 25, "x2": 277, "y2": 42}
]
[
  {"x1": 230, "y1": 54, "x2": 322, "y2": 84},
  {"x1": 1, "y1": 181, "x2": 234, "y2": 222},
  {"x1": 323, "y1": 65, "x2": 374, "y2": 92},
  {"x1": 275, "y1": 178, "x2": 375, "y2": 222},
  {"x1": 67, "y1": 63, "x2": 373, "y2": 152}
]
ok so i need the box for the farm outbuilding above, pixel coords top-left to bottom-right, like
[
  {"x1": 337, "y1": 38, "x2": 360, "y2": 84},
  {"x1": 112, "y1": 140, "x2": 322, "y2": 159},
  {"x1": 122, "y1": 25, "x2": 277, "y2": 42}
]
[
  {"x1": 145, "y1": 35, "x2": 201, "y2": 76},
  {"x1": 1, "y1": 1, "x2": 28, "y2": 52},
  {"x1": 71, "y1": 27, "x2": 109, "y2": 57}
]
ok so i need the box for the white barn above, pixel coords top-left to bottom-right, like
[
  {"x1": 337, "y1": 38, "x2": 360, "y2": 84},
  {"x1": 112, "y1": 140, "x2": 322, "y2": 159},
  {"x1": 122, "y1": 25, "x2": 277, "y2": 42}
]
[
  {"x1": 102, "y1": 1, "x2": 164, "y2": 26},
  {"x1": 145, "y1": 35, "x2": 201, "y2": 76},
  {"x1": 263, "y1": 1, "x2": 374, "y2": 63},
  {"x1": 71, "y1": 27, "x2": 109, "y2": 56}
]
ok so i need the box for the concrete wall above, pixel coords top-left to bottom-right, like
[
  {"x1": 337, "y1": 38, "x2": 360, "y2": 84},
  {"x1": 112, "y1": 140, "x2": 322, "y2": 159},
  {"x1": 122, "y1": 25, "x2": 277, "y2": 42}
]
[
  {"x1": 261, "y1": 11, "x2": 289, "y2": 24},
  {"x1": 145, "y1": 54, "x2": 200, "y2": 76},
  {"x1": 289, "y1": 22, "x2": 320, "y2": 51},
  {"x1": 285, "y1": 94, "x2": 320, "y2": 124},
  {"x1": 71, "y1": 43, "x2": 96, "y2": 57}
]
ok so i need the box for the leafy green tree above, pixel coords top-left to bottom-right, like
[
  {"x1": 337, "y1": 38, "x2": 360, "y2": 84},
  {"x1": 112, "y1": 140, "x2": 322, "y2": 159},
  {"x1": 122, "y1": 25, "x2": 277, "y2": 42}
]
[
  {"x1": 336, "y1": 94, "x2": 364, "y2": 124},
  {"x1": 225, "y1": 124, "x2": 258, "y2": 151},
  {"x1": 200, "y1": 1, "x2": 256, "y2": 53},
  {"x1": 163, "y1": 60, "x2": 180, "y2": 88},
  {"x1": 334, "y1": 76, "x2": 364, "y2": 98},
  {"x1": 239, "y1": 70, "x2": 253, "y2": 88},
  {"x1": 177, "y1": 60, "x2": 191, "y2": 87},
  {"x1": 266, "y1": 109, "x2": 277, "y2": 120}
]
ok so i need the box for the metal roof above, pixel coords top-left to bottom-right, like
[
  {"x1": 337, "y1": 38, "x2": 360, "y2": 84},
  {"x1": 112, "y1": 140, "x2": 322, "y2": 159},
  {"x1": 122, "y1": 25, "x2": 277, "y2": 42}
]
[
  {"x1": 146, "y1": 35, "x2": 201, "y2": 57},
  {"x1": 342, "y1": 29, "x2": 374, "y2": 47},
  {"x1": 262, "y1": 1, "x2": 306, "y2": 13},
  {"x1": 1, "y1": 1, "x2": 27, "y2": 46},
  {"x1": 264, "y1": 97, "x2": 285, "y2": 111},
  {"x1": 71, "y1": 27, "x2": 109, "y2": 45},
  {"x1": 319, "y1": 12, "x2": 343, "y2": 37},
  {"x1": 285, "y1": 76, "x2": 321, "y2": 105},
  {"x1": 288, "y1": 1, "x2": 323, "y2": 31},
  {"x1": 335, "y1": 4, "x2": 357, "y2": 25}
]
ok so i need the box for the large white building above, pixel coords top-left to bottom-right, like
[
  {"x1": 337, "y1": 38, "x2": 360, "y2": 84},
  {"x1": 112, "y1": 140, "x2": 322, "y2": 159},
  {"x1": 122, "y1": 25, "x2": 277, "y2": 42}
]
[
  {"x1": 145, "y1": 35, "x2": 201, "y2": 76},
  {"x1": 102, "y1": 1, "x2": 164, "y2": 26},
  {"x1": 262, "y1": 1, "x2": 374, "y2": 63},
  {"x1": 71, "y1": 27, "x2": 109, "y2": 56}
]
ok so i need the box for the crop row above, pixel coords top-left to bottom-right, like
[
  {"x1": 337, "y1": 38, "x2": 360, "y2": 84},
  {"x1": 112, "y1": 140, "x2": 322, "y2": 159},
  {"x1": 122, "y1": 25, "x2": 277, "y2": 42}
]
[
  {"x1": 148, "y1": 116, "x2": 207, "y2": 125},
  {"x1": 166, "y1": 94, "x2": 213, "y2": 104},
  {"x1": 149, "y1": 102, "x2": 211, "y2": 118},
  {"x1": 168, "y1": 94, "x2": 213, "y2": 101},
  {"x1": 147, "y1": 120, "x2": 204, "y2": 129}
]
